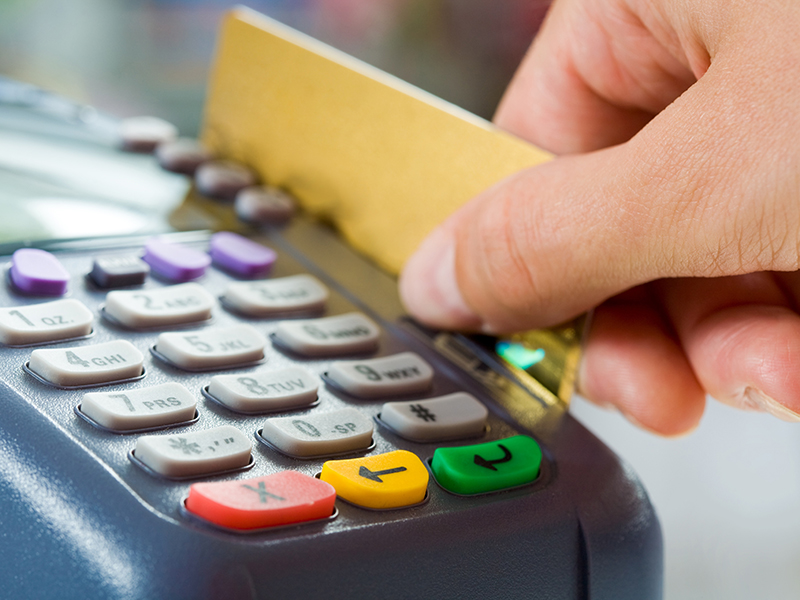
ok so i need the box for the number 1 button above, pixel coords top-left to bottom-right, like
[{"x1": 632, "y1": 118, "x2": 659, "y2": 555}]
[{"x1": 320, "y1": 450, "x2": 428, "y2": 509}]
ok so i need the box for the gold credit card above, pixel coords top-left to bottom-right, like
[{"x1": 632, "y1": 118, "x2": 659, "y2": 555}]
[{"x1": 201, "y1": 7, "x2": 551, "y2": 275}]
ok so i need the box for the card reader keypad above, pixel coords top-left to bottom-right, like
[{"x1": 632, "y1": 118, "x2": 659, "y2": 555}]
[{"x1": 3, "y1": 233, "x2": 544, "y2": 534}]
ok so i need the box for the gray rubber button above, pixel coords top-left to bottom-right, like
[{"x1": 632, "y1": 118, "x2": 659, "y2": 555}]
[
  {"x1": 272, "y1": 312, "x2": 379, "y2": 357},
  {"x1": 0, "y1": 299, "x2": 93, "y2": 345},
  {"x1": 155, "y1": 325, "x2": 266, "y2": 370},
  {"x1": 134, "y1": 425, "x2": 251, "y2": 478},
  {"x1": 195, "y1": 160, "x2": 257, "y2": 200},
  {"x1": 155, "y1": 138, "x2": 212, "y2": 175},
  {"x1": 207, "y1": 367, "x2": 319, "y2": 413},
  {"x1": 260, "y1": 408, "x2": 373, "y2": 457},
  {"x1": 222, "y1": 275, "x2": 328, "y2": 317},
  {"x1": 81, "y1": 382, "x2": 196, "y2": 431},
  {"x1": 326, "y1": 352, "x2": 434, "y2": 398},
  {"x1": 380, "y1": 393, "x2": 488, "y2": 442},
  {"x1": 104, "y1": 282, "x2": 214, "y2": 329},
  {"x1": 235, "y1": 186, "x2": 296, "y2": 223}
]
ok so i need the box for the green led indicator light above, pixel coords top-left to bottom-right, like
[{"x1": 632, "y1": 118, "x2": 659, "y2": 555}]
[{"x1": 496, "y1": 341, "x2": 546, "y2": 370}]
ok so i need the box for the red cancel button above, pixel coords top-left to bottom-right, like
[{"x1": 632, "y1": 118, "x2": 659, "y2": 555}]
[{"x1": 185, "y1": 470, "x2": 336, "y2": 530}]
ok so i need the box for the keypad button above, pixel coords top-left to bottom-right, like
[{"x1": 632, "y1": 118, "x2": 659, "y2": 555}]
[
  {"x1": 28, "y1": 339, "x2": 144, "y2": 387},
  {"x1": 185, "y1": 471, "x2": 336, "y2": 531},
  {"x1": 195, "y1": 160, "x2": 257, "y2": 201},
  {"x1": 89, "y1": 255, "x2": 150, "y2": 288},
  {"x1": 134, "y1": 425, "x2": 252, "y2": 478},
  {"x1": 142, "y1": 238, "x2": 211, "y2": 282},
  {"x1": 209, "y1": 232, "x2": 277, "y2": 278},
  {"x1": 0, "y1": 299, "x2": 93, "y2": 346},
  {"x1": 104, "y1": 282, "x2": 214, "y2": 329},
  {"x1": 222, "y1": 274, "x2": 328, "y2": 317},
  {"x1": 9, "y1": 248, "x2": 69, "y2": 296},
  {"x1": 326, "y1": 352, "x2": 433, "y2": 398},
  {"x1": 272, "y1": 312, "x2": 379, "y2": 357},
  {"x1": 207, "y1": 367, "x2": 319, "y2": 413},
  {"x1": 81, "y1": 382, "x2": 197, "y2": 431},
  {"x1": 430, "y1": 435, "x2": 542, "y2": 495},
  {"x1": 320, "y1": 450, "x2": 428, "y2": 509},
  {"x1": 380, "y1": 393, "x2": 488, "y2": 442},
  {"x1": 259, "y1": 408, "x2": 373, "y2": 458},
  {"x1": 235, "y1": 186, "x2": 296, "y2": 224},
  {"x1": 154, "y1": 324, "x2": 266, "y2": 370},
  {"x1": 118, "y1": 116, "x2": 178, "y2": 153},
  {"x1": 155, "y1": 138, "x2": 212, "y2": 175}
]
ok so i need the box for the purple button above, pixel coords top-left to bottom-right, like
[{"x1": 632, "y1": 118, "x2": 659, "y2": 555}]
[
  {"x1": 10, "y1": 249, "x2": 70, "y2": 295},
  {"x1": 142, "y1": 238, "x2": 211, "y2": 282},
  {"x1": 209, "y1": 232, "x2": 277, "y2": 278}
]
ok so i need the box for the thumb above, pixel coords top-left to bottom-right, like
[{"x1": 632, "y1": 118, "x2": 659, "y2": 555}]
[
  {"x1": 399, "y1": 145, "x2": 651, "y2": 333},
  {"x1": 400, "y1": 58, "x2": 800, "y2": 333}
]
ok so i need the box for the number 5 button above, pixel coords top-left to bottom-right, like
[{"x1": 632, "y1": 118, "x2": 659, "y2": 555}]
[{"x1": 320, "y1": 450, "x2": 428, "y2": 509}]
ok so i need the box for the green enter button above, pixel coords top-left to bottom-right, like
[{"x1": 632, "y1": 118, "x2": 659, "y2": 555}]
[{"x1": 430, "y1": 435, "x2": 542, "y2": 495}]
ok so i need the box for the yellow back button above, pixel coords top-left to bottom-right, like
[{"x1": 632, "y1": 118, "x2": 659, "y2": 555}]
[{"x1": 320, "y1": 450, "x2": 428, "y2": 510}]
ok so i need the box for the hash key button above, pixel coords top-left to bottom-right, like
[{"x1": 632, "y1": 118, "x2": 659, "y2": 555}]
[
  {"x1": 430, "y1": 435, "x2": 543, "y2": 495},
  {"x1": 134, "y1": 425, "x2": 252, "y2": 478},
  {"x1": 272, "y1": 312, "x2": 380, "y2": 357},
  {"x1": 320, "y1": 450, "x2": 428, "y2": 510},
  {"x1": 326, "y1": 352, "x2": 433, "y2": 398},
  {"x1": 0, "y1": 299, "x2": 93, "y2": 346},
  {"x1": 81, "y1": 382, "x2": 197, "y2": 432},
  {"x1": 154, "y1": 325, "x2": 266, "y2": 370},
  {"x1": 185, "y1": 471, "x2": 336, "y2": 531},
  {"x1": 380, "y1": 393, "x2": 488, "y2": 442},
  {"x1": 28, "y1": 339, "x2": 144, "y2": 387},
  {"x1": 259, "y1": 408, "x2": 373, "y2": 457}
]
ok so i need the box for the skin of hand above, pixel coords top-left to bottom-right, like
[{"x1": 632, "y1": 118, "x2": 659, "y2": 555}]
[{"x1": 399, "y1": 0, "x2": 800, "y2": 435}]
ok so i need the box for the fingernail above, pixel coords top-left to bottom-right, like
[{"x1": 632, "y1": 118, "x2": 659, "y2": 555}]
[
  {"x1": 399, "y1": 227, "x2": 481, "y2": 329},
  {"x1": 743, "y1": 387, "x2": 800, "y2": 422}
]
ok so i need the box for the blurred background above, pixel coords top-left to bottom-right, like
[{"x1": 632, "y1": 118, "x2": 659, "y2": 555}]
[
  {"x1": 0, "y1": 0, "x2": 548, "y2": 134},
  {"x1": 2, "y1": 2, "x2": 800, "y2": 599}
]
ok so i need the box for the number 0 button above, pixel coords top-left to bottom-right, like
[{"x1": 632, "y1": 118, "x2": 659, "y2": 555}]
[
  {"x1": 430, "y1": 435, "x2": 542, "y2": 495},
  {"x1": 320, "y1": 450, "x2": 428, "y2": 509},
  {"x1": 259, "y1": 408, "x2": 373, "y2": 458}
]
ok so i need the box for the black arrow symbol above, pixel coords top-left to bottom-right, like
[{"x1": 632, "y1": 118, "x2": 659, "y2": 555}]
[
  {"x1": 359, "y1": 465, "x2": 407, "y2": 482},
  {"x1": 473, "y1": 444, "x2": 513, "y2": 471}
]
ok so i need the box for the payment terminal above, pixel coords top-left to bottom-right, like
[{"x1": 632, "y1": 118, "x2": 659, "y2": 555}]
[{"x1": 0, "y1": 9, "x2": 661, "y2": 600}]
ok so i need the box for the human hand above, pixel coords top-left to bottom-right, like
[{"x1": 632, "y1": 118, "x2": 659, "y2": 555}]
[{"x1": 399, "y1": 0, "x2": 800, "y2": 434}]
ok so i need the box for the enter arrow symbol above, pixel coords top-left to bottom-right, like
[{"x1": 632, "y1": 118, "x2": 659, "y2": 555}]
[
  {"x1": 359, "y1": 465, "x2": 407, "y2": 482},
  {"x1": 473, "y1": 444, "x2": 513, "y2": 471}
]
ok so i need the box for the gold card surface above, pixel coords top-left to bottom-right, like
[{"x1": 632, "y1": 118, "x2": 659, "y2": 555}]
[{"x1": 201, "y1": 7, "x2": 552, "y2": 274}]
